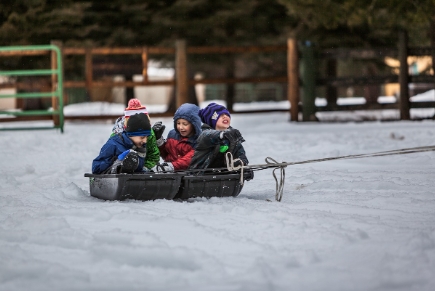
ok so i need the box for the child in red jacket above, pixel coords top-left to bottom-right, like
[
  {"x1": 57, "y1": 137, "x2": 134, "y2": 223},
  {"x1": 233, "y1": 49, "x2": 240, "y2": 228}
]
[{"x1": 152, "y1": 103, "x2": 202, "y2": 172}]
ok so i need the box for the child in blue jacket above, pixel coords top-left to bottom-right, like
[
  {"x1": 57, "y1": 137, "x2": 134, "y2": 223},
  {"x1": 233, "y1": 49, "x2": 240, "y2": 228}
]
[
  {"x1": 92, "y1": 113, "x2": 153, "y2": 174},
  {"x1": 110, "y1": 98, "x2": 160, "y2": 170}
]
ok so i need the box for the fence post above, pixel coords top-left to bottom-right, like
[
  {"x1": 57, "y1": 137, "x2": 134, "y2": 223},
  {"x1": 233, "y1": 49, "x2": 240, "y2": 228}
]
[
  {"x1": 300, "y1": 41, "x2": 317, "y2": 121},
  {"x1": 226, "y1": 56, "x2": 235, "y2": 112},
  {"x1": 287, "y1": 38, "x2": 299, "y2": 121},
  {"x1": 51, "y1": 40, "x2": 62, "y2": 127},
  {"x1": 142, "y1": 46, "x2": 148, "y2": 82},
  {"x1": 398, "y1": 30, "x2": 410, "y2": 120},
  {"x1": 431, "y1": 20, "x2": 435, "y2": 99},
  {"x1": 325, "y1": 59, "x2": 337, "y2": 107},
  {"x1": 85, "y1": 47, "x2": 93, "y2": 102},
  {"x1": 175, "y1": 40, "x2": 188, "y2": 109}
]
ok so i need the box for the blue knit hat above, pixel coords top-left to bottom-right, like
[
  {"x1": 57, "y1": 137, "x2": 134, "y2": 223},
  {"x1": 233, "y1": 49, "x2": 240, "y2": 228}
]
[{"x1": 198, "y1": 102, "x2": 230, "y2": 129}]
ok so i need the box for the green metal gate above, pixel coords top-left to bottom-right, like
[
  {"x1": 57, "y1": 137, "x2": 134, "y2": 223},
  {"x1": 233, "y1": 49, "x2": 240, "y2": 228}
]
[{"x1": 0, "y1": 44, "x2": 64, "y2": 132}]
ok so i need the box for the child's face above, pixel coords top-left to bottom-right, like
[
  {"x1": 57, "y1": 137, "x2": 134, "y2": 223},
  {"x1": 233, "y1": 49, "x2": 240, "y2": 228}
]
[
  {"x1": 215, "y1": 114, "x2": 231, "y2": 131},
  {"x1": 176, "y1": 118, "x2": 194, "y2": 137},
  {"x1": 129, "y1": 135, "x2": 148, "y2": 148}
]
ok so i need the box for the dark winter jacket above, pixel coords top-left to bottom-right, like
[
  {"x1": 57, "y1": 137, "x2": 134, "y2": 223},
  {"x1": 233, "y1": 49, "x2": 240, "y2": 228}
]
[
  {"x1": 159, "y1": 103, "x2": 202, "y2": 170},
  {"x1": 92, "y1": 132, "x2": 158, "y2": 174},
  {"x1": 189, "y1": 124, "x2": 248, "y2": 170}
]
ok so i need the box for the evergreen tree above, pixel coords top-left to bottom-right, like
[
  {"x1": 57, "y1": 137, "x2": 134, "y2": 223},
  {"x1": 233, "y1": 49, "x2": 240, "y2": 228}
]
[
  {"x1": 0, "y1": 0, "x2": 89, "y2": 46},
  {"x1": 278, "y1": 0, "x2": 435, "y2": 47}
]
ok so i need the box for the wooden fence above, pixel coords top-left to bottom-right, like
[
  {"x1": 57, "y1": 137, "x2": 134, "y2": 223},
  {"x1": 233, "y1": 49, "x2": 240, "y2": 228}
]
[
  {"x1": 1, "y1": 33, "x2": 434, "y2": 122},
  {"x1": 300, "y1": 30, "x2": 435, "y2": 121}
]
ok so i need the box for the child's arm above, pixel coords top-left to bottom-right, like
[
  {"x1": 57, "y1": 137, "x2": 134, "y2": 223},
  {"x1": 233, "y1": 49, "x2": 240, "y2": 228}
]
[
  {"x1": 233, "y1": 143, "x2": 249, "y2": 166},
  {"x1": 157, "y1": 128, "x2": 174, "y2": 161},
  {"x1": 92, "y1": 143, "x2": 117, "y2": 174},
  {"x1": 144, "y1": 132, "x2": 161, "y2": 169},
  {"x1": 158, "y1": 144, "x2": 168, "y2": 161},
  {"x1": 195, "y1": 129, "x2": 223, "y2": 150},
  {"x1": 171, "y1": 148, "x2": 195, "y2": 170},
  {"x1": 111, "y1": 116, "x2": 125, "y2": 137}
]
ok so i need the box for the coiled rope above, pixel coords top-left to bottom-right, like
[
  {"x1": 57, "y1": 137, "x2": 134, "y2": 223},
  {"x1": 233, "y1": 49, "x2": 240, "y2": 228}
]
[
  {"x1": 265, "y1": 157, "x2": 286, "y2": 202},
  {"x1": 225, "y1": 145, "x2": 435, "y2": 202}
]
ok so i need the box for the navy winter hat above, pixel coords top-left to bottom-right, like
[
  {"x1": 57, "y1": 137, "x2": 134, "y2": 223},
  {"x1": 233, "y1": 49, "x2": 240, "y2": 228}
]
[
  {"x1": 198, "y1": 102, "x2": 230, "y2": 129},
  {"x1": 125, "y1": 113, "x2": 151, "y2": 137}
]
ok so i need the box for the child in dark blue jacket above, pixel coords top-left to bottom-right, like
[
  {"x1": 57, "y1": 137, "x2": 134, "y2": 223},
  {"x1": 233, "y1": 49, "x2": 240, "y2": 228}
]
[
  {"x1": 189, "y1": 103, "x2": 249, "y2": 170},
  {"x1": 92, "y1": 113, "x2": 152, "y2": 174}
]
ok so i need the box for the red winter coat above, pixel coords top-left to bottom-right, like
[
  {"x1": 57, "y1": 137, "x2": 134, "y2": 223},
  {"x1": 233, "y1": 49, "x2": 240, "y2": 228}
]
[
  {"x1": 158, "y1": 103, "x2": 202, "y2": 170},
  {"x1": 159, "y1": 136, "x2": 195, "y2": 170}
]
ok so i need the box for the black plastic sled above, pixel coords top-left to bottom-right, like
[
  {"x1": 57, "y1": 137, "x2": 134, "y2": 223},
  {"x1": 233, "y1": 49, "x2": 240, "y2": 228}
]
[{"x1": 84, "y1": 170, "x2": 253, "y2": 201}]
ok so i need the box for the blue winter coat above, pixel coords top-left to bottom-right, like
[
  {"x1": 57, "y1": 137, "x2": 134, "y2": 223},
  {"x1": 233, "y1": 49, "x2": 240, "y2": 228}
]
[{"x1": 92, "y1": 132, "x2": 145, "y2": 174}]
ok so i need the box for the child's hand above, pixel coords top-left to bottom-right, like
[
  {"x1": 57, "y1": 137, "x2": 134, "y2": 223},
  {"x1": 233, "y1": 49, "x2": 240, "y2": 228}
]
[
  {"x1": 221, "y1": 128, "x2": 245, "y2": 144},
  {"x1": 152, "y1": 121, "x2": 166, "y2": 140},
  {"x1": 109, "y1": 150, "x2": 139, "y2": 174},
  {"x1": 118, "y1": 149, "x2": 136, "y2": 160},
  {"x1": 153, "y1": 162, "x2": 174, "y2": 172}
]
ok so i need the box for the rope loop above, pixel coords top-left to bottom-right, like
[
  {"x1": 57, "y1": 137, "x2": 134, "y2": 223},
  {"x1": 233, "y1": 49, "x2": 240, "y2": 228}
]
[
  {"x1": 265, "y1": 157, "x2": 287, "y2": 202},
  {"x1": 225, "y1": 152, "x2": 245, "y2": 185}
]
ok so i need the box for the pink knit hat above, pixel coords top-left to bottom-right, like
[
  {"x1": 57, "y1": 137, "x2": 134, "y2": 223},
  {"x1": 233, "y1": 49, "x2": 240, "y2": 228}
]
[{"x1": 124, "y1": 99, "x2": 148, "y2": 118}]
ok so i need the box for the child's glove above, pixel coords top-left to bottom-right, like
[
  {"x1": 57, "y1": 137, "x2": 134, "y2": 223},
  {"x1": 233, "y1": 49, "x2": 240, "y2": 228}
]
[
  {"x1": 153, "y1": 162, "x2": 174, "y2": 173},
  {"x1": 109, "y1": 149, "x2": 139, "y2": 174},
  {"x1": 118, "y1": 149, "x2": 133, "y2": 160},
  {"x1": 221, "y1": 128, "x2": 245, "y2": 144},
  {"x1": 245, "y1": 169, "x2": 254, "y2": 181},
  {"x1": 152, "y1": 121, "x2": 166, "y2": 146}
]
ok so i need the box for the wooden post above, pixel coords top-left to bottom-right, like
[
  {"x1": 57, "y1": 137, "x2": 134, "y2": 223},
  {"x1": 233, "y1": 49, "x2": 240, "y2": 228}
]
[
  {"x1": 175, "y1": 40, "x2": 188, "y2": 109},
  {"x1": 431, "y1": 19, "x2": 435, "y2": 105},
  {"x1": 325, "y1": 59, "x2": 337, "y2": 107},
  {"x1": 287, "y1": 38, "x2": 299, "y2": 121},
  {"x1": 51, "y1": 40, "x2": 63, "y2": 126},
  {"x1": 300, "y1": 42, "x2": 317, "y2": 121},
  {"x1": 226, "y1": 56, "x2": 235, "y2": 112},
  {"x1": 142, "y1": 47, "x2": 148, "y2": 82},
  {"x1": 85, "y1": 47, "x2": 93, "y2": 101},
  {"x1": 398, "y1": 30, "x2": 410, "y2": 120}
]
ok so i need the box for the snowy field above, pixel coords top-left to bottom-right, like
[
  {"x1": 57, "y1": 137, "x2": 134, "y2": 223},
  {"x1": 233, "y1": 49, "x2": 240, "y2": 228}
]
[{"x1": 1, "y1": 94, "x2": 435, "y2": 291}]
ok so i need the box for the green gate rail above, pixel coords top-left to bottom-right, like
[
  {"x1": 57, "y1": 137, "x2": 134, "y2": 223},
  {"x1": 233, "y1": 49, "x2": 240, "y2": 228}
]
[{"x1": 0, "y1": 44, "x2": 64, "y2": 133}]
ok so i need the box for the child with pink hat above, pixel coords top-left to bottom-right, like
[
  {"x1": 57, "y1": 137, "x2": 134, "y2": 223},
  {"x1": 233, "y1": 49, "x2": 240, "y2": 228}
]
[{"x1": 112, "y1": 98, "x2": 149, "y2": 135}]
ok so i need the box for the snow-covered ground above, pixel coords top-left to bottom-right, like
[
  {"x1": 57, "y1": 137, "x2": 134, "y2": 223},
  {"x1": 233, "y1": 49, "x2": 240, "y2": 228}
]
[{"x1": 1, "y1": 92, "x2": 435, "y2": 291}]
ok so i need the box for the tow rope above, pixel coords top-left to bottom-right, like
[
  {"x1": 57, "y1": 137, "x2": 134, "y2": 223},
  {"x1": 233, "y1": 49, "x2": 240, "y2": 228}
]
[{"x1": 226, "y1": 145, "x2": 435, "y2": 202}]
